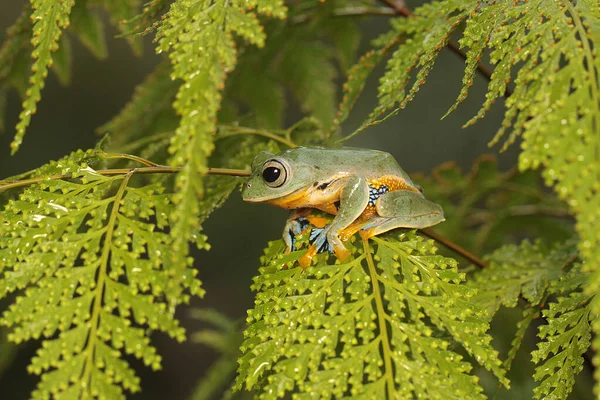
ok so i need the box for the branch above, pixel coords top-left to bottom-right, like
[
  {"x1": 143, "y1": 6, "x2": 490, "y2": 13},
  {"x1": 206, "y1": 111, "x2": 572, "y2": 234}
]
[
  {"x1": 420, "y1": 227, "x2": 488, "y2": 268},
  {"x1": 291, "y1": 6, "x2": 395, "y2": 23},
  {"x1": 0, "y1": 160, "x2": 250, "y2": 193}
]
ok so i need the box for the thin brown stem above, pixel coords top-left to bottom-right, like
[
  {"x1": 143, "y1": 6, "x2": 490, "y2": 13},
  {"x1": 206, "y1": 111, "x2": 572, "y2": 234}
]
[
  {"x1": 292, "y1": 6, "x2": 395, "y2": 23},
  {"x1": 420, "y1": 227, "x2": 488, "y2": 268}
]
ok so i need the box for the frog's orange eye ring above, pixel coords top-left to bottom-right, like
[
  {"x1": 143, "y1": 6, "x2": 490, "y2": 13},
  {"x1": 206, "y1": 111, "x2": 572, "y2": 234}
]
[{"x1": 262, "y1": 159, "x2": 288, "y2": 188}]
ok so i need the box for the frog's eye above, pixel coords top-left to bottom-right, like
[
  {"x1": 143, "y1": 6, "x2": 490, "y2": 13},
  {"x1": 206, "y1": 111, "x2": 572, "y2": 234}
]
[{"x1": 262, "y1": 160, "x2": 288, "y2": 188}]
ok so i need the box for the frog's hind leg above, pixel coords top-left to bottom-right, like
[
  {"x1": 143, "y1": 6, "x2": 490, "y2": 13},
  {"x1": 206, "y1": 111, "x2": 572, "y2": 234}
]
[{"x1": 360, "y1": 190, "x2": 445, "y2": 239}]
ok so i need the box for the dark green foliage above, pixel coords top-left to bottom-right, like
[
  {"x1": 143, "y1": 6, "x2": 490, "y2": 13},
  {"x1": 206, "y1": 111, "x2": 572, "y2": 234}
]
[
  {"x1": 414, "y1": 156, "x2": 572, "y2": 254},
  {"x1": 188, "y1": 309, "x2": 246, "y2": 400},
  {"x1": 70, "y1": 0, "x2": 108, "y2": 59},
  {"x1": 469, "y1": 238, "x2": 592, "y2": 399}
]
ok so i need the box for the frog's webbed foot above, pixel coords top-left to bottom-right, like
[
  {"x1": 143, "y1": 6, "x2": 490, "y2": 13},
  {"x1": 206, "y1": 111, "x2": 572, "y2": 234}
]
[
  {"x1": 284, "y1": 217, "x2": 310, "y2": 252},
  {"x1": 284, "y1": 211, "x2": 331, "y2": 253},
  {"x1": 298, "y1": 224, "x2": 352, "y2": 268},
  {"x1": 309, "y1": 226, "x2": 334, "y2": 254}
]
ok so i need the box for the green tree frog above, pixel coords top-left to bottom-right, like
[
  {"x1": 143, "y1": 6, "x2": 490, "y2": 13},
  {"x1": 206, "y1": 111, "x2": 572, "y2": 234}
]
[{"x1": 242, "y1": 147, "x2": 444, "y2": 267}]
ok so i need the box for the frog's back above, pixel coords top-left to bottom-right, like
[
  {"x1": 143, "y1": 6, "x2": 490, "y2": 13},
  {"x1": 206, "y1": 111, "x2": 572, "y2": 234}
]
[{"x1": 282, "y1": 147, "x2": 416, "y2": 187}]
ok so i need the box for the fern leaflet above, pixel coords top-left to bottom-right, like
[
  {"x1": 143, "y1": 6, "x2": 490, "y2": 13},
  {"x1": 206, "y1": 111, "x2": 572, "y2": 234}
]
[
  {"x1": 531, "y1": 265, "x2": 592, "y2": 400},
  {"x1": 12, "y1": 0, "x2": 75, "y2": 153}
]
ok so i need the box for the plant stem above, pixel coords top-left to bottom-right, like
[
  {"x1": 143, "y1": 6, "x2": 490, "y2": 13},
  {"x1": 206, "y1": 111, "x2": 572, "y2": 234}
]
[
  {"x1": 292, "y1": 6, "x2": 395, "y2": 23},
  {"x1": 0, "y1": 166, "x2": 250, "y2": 193},
  {"x1": 80, "y1": 171, "x2": 132, "y2": 394},
  {"x1": 363, "y1": 237, "x2": 395, "y2": 399},
  {"x1": 420, "y1": 227, "x2": 488, "y2": 268}
]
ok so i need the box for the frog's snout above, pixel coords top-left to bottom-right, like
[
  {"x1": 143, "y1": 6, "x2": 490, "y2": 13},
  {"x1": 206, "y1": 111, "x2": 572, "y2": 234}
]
[{"x1": 241, "y1": 182, "x2": 252, "y2": 201}]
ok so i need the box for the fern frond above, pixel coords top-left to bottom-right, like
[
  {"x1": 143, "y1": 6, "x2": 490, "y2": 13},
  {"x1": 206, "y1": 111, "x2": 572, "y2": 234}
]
[
  {"x1": 236, "y1": 231, "x2": 507, "y2": 398},
  {"x1": 122, "y1": 0, "x2": 170, "y2": 37},
  {"x1": 454, "y1": 3, "x2": 600, "y2": 310},
  {"x1": 0, "y1": 161, "x2": 203, "y2": 398},
  {"x1": 155, "y1": 0, "x2": 286, "y2": 302},
  {"x1": 415, "y1": 156, "x2": 571, "y2": 254},
  {"x1": 189, "y1": 309, "x2": 243, "y2": 400},
  {"x1": 352, "y1": 0, "x2": 475, "y2": 135},
  {"x1": 470, "y1": 239, "x2": 576, "y2": 315},
  {"x1": 0, "y1": 5, "x2": 32, "y2": 85},
  {"x1": 358, "y1": 1, "x2": 600, "y2": 372},
  {"x1": 12, "y1": 0, "x2": 75, "y2": 154},
  {"x1": 70, "y1": 0, "x2": 108, "y2": 59},
  {"x1": 98, "y1": 60, "x2": 177, "y2": 151},
  {"x1": 280, "y1": 41, "x2": 337, "y2": 128},
  {"x1": 531, "y1": 265, "x2": 592, "y2": 400},
  {"x1": 101, "y1": 0, "x2": 143, "y2": 54}
]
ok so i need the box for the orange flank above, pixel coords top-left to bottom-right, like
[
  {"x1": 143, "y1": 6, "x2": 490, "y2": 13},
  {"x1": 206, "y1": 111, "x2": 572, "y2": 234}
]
[{"x1": 367, "y1": 175, "x2": 418, "y2": 193}]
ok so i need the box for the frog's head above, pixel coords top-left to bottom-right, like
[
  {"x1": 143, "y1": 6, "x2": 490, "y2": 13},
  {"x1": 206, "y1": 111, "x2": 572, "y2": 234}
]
[{"x1": 242, "y1": 150, "x2": 316, "y2": 203}]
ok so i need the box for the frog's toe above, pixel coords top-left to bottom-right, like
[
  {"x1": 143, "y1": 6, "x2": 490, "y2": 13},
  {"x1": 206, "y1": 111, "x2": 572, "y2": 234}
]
[
  {"x1": 333, "y1": 245, "x2": 351, "y2": 261},
  {"x1": 309, "y1": 227, "x2": 334, "y2": 254},
  {"x1": 298, "y1": 244, "x2": 318, "y2": 269},
  {"x1": 286, "y1": 217, "x2": 311, "y2": 252}
]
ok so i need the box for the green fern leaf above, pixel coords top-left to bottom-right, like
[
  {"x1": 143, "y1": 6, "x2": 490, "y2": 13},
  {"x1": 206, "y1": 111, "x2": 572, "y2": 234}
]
[
  {"x1": 12, "y1": 0, "x2": 75, "y2": 154},
  {"x1": 531, "y1": 266, "x2": 592, "y2": 400},
  {"x1": 354, "y1": 0, "x2": 474, "y2": 134},
  {"x1": 452, "y1": 2, "x2": 600, "y2": 305},
  {"x1": 155, "y1": 0, "x2": 286, "y2": 301},
  {"x1": 376, "y1": 0, "x2": 600, "y2": 368},
  {"x1": 71, "y1": 0, "x2": 108, "y2": 59},
  {"x1": 51, "y1": 35, "x2": 72, "y2": 86},
  {"x1": 102, "y1": 0, "x2": 143, "y2": 54},
  {"x1": 189, "y1": 309, "x2": 243, "y2": 400},
  {"x1": 415, "y1": 156, "x2": 571, "y2": 255},
  {"x1": 121, "y1": 0, "x2": 170, "y2": 37},
  {"x1": 0, "y1": 5, "x2": 32, "y2": 85},
  {"x1": 236, "y1": 230, "x2": 508, "y2": 398},
  {"x1": 280, "y1": 41, "x2": 337, "y2": 128},
  {"x1": 470, "y1": 239, "x2": 575, "y2": 315},
  {"x1": 98, "y1": 60, "x2": 177, "y2": 151},
  {"x1": 0, "y1": 162, "x2": 203, "y2": 398}
]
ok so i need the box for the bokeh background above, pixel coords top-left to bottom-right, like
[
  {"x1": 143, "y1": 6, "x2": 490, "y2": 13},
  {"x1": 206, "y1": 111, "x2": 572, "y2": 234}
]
[{"x1": 1, "y1": 1, "x2": 590, "y2": 399}]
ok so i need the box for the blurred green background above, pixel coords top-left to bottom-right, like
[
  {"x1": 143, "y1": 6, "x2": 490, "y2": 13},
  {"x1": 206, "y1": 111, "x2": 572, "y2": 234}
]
[{"x1": 2, "y1": 1, "x2": 590, "y2": 399}]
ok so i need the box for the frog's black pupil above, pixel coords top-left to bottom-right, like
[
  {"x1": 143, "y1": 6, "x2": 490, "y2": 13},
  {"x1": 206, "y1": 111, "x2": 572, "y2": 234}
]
[{"x1": 263, "y1": 167, "x2": 281, "y2": 183}]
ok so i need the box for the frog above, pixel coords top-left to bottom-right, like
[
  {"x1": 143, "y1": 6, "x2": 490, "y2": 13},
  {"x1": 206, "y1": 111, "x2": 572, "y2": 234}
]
[{"x1": 242, "y1": 146, "x2": 444, "y2": 268}]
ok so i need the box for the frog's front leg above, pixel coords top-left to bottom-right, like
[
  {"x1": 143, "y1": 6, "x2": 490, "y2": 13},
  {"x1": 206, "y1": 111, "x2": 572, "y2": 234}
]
[
  {"x1": 299, "y1": 176, "x2": 369, "y2": 267},
  {"x1": 283, "y1": 209, "x2": 330, "y2": 253}
]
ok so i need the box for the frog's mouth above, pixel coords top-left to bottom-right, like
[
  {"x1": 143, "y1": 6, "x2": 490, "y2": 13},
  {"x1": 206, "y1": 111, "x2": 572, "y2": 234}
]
[{"x1": 242, "y1": 182, "x2": 307, "y2": 206}]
